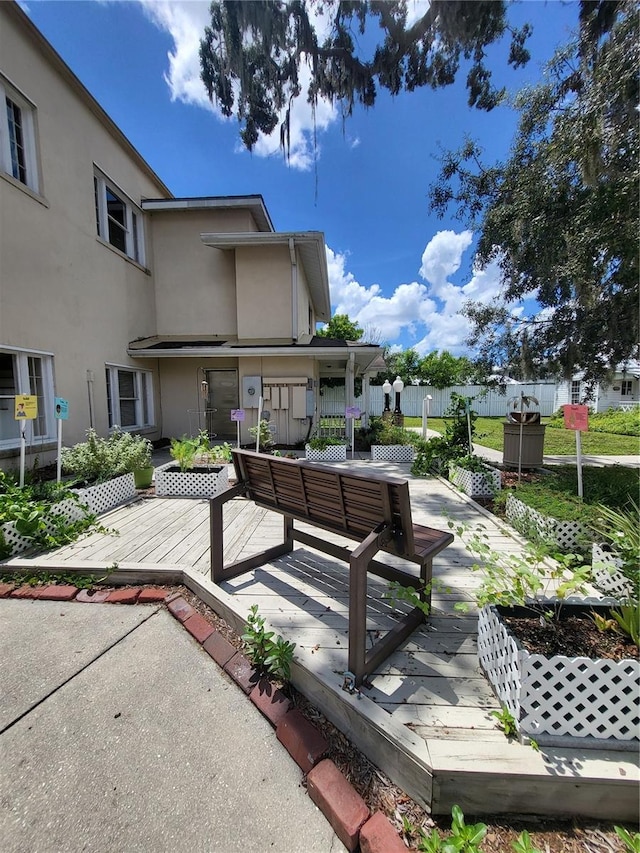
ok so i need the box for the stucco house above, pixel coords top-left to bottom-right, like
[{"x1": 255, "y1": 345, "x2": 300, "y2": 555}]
[{"x1": 0, "y1": 1, "x2": 381, "y2": 470}]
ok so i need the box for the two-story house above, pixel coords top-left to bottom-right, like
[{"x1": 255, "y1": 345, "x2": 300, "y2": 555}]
[{"x1": 0, "y1": 1, "x2": 381, "y2": 470}]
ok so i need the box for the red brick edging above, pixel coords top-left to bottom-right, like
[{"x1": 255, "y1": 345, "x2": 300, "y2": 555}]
[{"x1": 0, "y1": 585, "x2": 411, "y2": 852}]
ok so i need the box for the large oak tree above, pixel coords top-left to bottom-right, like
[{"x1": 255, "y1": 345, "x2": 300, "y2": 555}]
[
  {"x1": 200, "y1": 0, "x2": 531, "y2": 151},
  {"x1": 429, "y1": 1, "x2": 638, "y2": 386}
]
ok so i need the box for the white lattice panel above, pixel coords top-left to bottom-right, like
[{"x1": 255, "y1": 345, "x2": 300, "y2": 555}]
[
  {"x1": 305, "y1": 445, "x2": 347, "y2": 462},
  {"x1": 592, "y1": 544, "x2": 633, "y2": 600},
  {"x1": 450, "y1": 464, "x2": 501, "y2": 498},
  {"x1": 506, "y1": 494, "x2": 586, "y2": 551},
  {"x1": 521, "y1": 655, "x2": 639, "y2": 739},
  {"x1": 1, "y1": 498, "x2": 92, "y2": 557},
  {"x1": 371, "y1": 444, "x2": 415, "y2": 462},
  {"x1": 74, "y1": 473, "x2": 136, "y2": 515},
  {"x1": 479, "y1": 605, "x2": 640, "y2": 742},
  {"x1": 155, "y1": 464, "x2": 228, "y2": 498}
]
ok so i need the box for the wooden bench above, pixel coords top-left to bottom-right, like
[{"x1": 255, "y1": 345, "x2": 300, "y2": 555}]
[{"x1": 210, "y1": 449, "x2": 453, "y2": 687}]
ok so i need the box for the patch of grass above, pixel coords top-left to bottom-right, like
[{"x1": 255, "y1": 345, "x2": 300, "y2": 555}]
[{"x1": 409, "y1": 416, "x2": 640, "y2": 456}]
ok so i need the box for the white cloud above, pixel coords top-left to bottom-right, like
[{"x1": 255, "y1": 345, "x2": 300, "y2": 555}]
[
  {"x1": 137, "y1": 0, "x2": 338, "y2": 170},
  {"x1": 325, "y1": 232, "x2": 509, "y2": 356}
]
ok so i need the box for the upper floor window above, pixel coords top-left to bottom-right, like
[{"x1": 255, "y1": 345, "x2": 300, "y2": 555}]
[
  {"x1": 94, "y1": 169, "x2": 145, "y2": 265},
  {"x1": 0, "y1": 78, "x2": 40, "y2": 193},
  {"x1": 570, "y1": 380, "x2": 581, "y2": 404},
  {"x1": 0, "y1": 347, "x2": 54, "y2": 448}
]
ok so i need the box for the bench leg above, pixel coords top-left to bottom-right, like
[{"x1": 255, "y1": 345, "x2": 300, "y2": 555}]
[
  {"x1": 210, "y1": 498, "x2": 294, "y2": 583},
  {"x1": 348, "y1": 529, "x2": 384, "y2": 686}
]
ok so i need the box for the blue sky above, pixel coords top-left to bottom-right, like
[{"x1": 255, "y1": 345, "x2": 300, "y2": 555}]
[{"x1": 23, "y1": 0, "x2": 579, "y2": 355}]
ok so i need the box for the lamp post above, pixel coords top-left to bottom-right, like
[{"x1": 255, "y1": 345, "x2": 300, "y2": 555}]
[
  {"x1": 392, "y1": 376, "x2": 404, "y2": 426},
  {"x1": 421, "y1": 394, "x2": 433, "y2": 440},
  {"x1": 382, "y1": 379, "x2": 391, "y2": 414}
]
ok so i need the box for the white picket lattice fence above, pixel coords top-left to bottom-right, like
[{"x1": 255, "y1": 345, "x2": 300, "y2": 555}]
[
  {"x1": 591, "y1": 544, "x2": 634, "y2": 600},
  {"x1": 305, "y1": 444, "x2": 348, "y2": 462},
  {"x1": 370, "y1": 444, "x2": 415, "y2": 462},
  {"x1": 505, "y1": 494, "x2": 588, "y2": 551},
  {"x1": 155, "y1": 463, "x2": 229, "y2": 498},
  {"x1": 449, "y1": 464, "x2": 501, "y2": 498},
  {"x1": 478, "y1": 605, "x2": 640, "y2": 742}
]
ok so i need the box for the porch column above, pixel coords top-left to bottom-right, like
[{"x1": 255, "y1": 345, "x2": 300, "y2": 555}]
[
  {"x1": 345, "y1": 353, "x2": 355, "y2": 411},
  {"x1": 361, "y1": 374, "x2": 370, "y2": 429}
]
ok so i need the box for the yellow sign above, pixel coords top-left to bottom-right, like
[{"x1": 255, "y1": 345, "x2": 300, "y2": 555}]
[{"x1": 15, "y1": 395, "x2": 38, "y2": 420}]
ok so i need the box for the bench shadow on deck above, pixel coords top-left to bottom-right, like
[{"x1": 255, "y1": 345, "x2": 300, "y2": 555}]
[{"x1": 7, "y1": 489, "x2": 639, "y2": 822}]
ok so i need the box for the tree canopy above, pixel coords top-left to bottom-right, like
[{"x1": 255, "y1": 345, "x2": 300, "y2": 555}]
[
  {"x1": 429, "y1": 0, "x2": 638, "y2": 386},
  {"x1": 316, "y1": 313, "x2": 363, "y2": 340},
  {"x1": 199, "y1": 0, "x2": 531, "y2": 151},
  {"x1": 379, "y1": 348, "x2": 475, "y2": 387}
]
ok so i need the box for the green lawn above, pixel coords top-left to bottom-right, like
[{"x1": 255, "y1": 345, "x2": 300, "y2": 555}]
[{"x1": 404, "y1": 416, "x2": 640, "y2": 456}]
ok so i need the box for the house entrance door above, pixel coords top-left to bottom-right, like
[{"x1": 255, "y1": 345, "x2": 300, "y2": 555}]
[{"x1": 205, "y1": 370, "x2": 238, "y2": 439}]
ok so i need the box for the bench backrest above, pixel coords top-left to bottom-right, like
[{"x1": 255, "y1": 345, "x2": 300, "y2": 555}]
[{"x1": 231, "y1": 449, "x2": 416, "y2": 558}]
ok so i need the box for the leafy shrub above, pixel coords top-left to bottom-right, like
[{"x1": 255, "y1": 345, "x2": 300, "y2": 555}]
[
  {"x1": 412, "y1": 393, "x2": 478, "y2": 475},
  {"x1": 306, "y1": 436, "x2": 346, "y2": 451},
  {"x1": 61, "y1": 428, "x2": 152, "y2": 484},
  {"x1": 450, "y1": 454, "x2": 491, "y2": 473}
]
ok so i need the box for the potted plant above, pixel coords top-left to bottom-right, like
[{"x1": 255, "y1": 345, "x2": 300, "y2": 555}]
[
  {"x1": 154, "y1": 431, "x2": 228, "y2": 498},
  {"x1": 60, "y1": 428, "x2": 137, "y2": 514},
  {"x1": 590, "y1": 501, "x2": 639, "y2": 600},
  {"x1": 113, "y1": 430, "x2": 154, "y2": 488},
  {"x1": 456, "y1": 524, "x2": 640, "y2": 747},
  {"x1": 305, "y1": 436, "x2": 348, "y2": 462},
  {"x1": 449, "y1": 454, "x2": 501, "y2": 498}
]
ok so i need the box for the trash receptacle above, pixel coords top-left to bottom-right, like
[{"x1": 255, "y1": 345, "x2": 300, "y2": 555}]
[{"x1": 503, "y1": 422, "x2": 546, "y2": 468}]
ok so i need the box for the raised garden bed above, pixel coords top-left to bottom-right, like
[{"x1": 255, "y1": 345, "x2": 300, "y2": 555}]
[
  {"x1": 371, "y1": 444, "x2": 415, "y2": 462},
  {"x1": 305, "y1": 444, "x2": 347, "y2": 463},
  {"x1": 478, "y1": 602, "x2": 639, "y2": 748},
  {"x1": 154, "y1": 463, "x2": 228, "y2": 498},
  {"x1": 449, "y1": 462, "x2": 501, "y2": 498},
  {"x1": 505, "y1": 494, "x2": 589, "y2": 552}
]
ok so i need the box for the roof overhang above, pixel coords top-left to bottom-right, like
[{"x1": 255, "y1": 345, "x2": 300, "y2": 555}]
[
  {"x1": 128, "y1": 337, "x2": 382, "y2": 376},
  {"x1": 200, "y1": 231, "x2": 331, "y2": 322},
  {"x1": 141, "y1": 195, "x2": 273, "y2": 232}
]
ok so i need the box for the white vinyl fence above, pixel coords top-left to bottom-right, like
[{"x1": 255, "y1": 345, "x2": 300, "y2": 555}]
[{"x1": 320, "y1": 383, "x2": 557, "y2": 419}]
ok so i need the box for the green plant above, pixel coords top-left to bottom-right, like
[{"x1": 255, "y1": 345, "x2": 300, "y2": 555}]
[
  {"x1": 248, "y1": 419, "x2": 274, "y2": 450},
  {"x1": 451, "y1": 520, "x2": 592, "y2": 622},
  {"x1": 385, "y1": 581, "x2": 431, "y2": 617},
  {"x1": 490, "y1": 706, "x2": 518, "y2": 737},
  {"x1": 61, "y1": 427, "x2": 151, "y2": 483},
  {"x1": 591, "y1": 499, "x2": 640, "y2": 601},
  {"x1": 451, "y1": 454, "x2": 490, "y2": 474},
  {"x1": 306, "y1": 436, "x2": 346, "y2": 451},
  {"x1": 417, "y1": 805, "x2": 487, "y2": 853},
  {"x1": 242, "y1": 604, "x2": 296, "y2": 680},
  {"x1": 610, "y1": 603, "x2": 640, "y2": 647},
  {"x1": 511, "y1": 830, "x2": 543, "y2": 853},
  {"x1": 169, "y1": 435, "x2": 199, "y2": 472},
  {"x1": 412, "y1": 394, "x2": 478, "y2": 476},
  {"x1": 614, "y1": 825, "x2": 640, "y2": 853}
]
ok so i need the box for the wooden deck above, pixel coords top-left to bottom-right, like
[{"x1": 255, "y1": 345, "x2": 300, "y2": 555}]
[{"x1": 5, "y1": 461, "x2": 639, "y2": 820}]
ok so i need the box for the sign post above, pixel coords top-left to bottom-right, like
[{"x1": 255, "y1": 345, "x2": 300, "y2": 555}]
[
  {"x1": 230, "y1": 409, "x2": 245, "y2": 449},
  {"x1": 345, "y1": 406, "x2": 361, "y2": 459},
  {"x1": 255, "y1": 397, "x2": 264, "y2": 452},
  {"x1": 54, "y1": 397, "x2": 69, "y2": 483},
  {"x1": 15, "y1": 395, "x2": 38, "y2": 487},
  {"x1": 563, "y1": 404, "x2": 589, "y2": 498}
]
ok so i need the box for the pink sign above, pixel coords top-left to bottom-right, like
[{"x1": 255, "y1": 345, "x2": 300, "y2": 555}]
[{"x1": 563, "y1": 404, "x2": 588, "y2": 431}]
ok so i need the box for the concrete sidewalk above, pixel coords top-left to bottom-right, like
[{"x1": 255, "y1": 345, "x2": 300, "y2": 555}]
[{"x1": 0, "y1": 598, "x2": 346, "y2": 853}]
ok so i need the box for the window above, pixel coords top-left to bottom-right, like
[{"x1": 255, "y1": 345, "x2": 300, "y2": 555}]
[
  {"x1": 0, "y1": 78, "x2": 40, "y2": 192},
  {"x1": 570, "y1": 380, "x2": 581, "y2": 404},
  {"x1": 105, "y1": 365, "x2": 153, "y2": 429},
  {"x1": 0, "y1": 348, "x2": 54, "y2": 447},
  {"x1": 621, "y1": 380, "x2": 633, "y2": 396},
  {"x1": 94, "y1": 169, "x2": 145, "y2": 264}
]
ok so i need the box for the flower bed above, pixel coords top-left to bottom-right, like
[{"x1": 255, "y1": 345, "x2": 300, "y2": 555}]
[
  {"x1": 505, "y1": 494, "x2": 588, "y2": 551},
  {"x1": 478, "y1": 603, "x2": 639, "y2": 746},
  {"x1": 155, "y1": 463, "x2": 228, "y2": 498},
  {"x1": 449, "y1": 462, "x2": 501, "y2": 498},
  {"x1": 73, "y1": 472, "x2": 136, "y2": 515}
]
